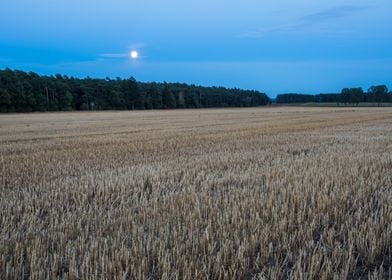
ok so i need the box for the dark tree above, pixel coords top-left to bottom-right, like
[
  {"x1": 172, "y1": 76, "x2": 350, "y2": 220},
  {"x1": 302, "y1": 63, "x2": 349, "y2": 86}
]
[
  {"x1": 149, "y1": 84, "x2": 162, "y2": 109},
  {"x1": 367, "y1": 85, "x2": 389, "y2": 105},
  {"x1": 341, "y1": 88, "x2": 364, "y2": 104},
  {"x1": 0, "y1": 88, "x2": 11, "y2": 112},
  {"x1": 0, "y1": 68, "x2": 271, "y2": 112},
  {"x1": 122, "y1": 77, "x2": 140, "y2": 110},
  {"x1": 276, "y1": 94, "x2": 315, "y2": 103},
  {"x1": 162, "y1": 86, "x2": 177, "y2": 109}
]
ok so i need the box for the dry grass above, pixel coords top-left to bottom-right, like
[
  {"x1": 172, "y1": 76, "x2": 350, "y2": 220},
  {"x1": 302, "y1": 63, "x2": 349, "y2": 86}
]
[{"x1": 0, "y1": 107, "x2": 391, "y2": 279}]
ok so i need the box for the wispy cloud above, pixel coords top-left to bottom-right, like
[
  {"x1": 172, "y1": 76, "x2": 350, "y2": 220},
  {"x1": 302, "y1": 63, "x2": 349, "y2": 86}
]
[
  {"x1": 100, "y1": 53, "x2": 129, "y2": 59},
  {"x1": 238, "y1": 5, "x2": 371, "y2": 38},
  {"x1": 301, "y1": 5, "x2": 370, "y2": 23},
  {"x1": 100, "y1": 43, "x2": 147, "y2": 60}
]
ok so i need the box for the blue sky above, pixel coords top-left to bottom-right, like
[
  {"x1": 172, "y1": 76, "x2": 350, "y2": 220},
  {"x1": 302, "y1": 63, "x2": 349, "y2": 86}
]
[{"x1": 0, "y1": 0, "x2": 391, "y2": 96}]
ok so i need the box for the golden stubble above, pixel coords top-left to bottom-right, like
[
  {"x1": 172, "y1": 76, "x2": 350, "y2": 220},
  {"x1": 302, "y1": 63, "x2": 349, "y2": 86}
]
[{"x1": 0, "y1": 107, "x2": 391, "y2": 279}]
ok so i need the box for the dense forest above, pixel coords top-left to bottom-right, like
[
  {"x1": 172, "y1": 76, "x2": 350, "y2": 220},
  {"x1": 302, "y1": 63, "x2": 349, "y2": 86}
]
[
  {"x1": 2, "y1": 68, "x2": 391, "y2": 112},
  {"x1": 0, "y1": 69, "x2": 270, "y2": 112},
  {"x1": 277, "y1": 86, "x2": 392, "y2": 104}
]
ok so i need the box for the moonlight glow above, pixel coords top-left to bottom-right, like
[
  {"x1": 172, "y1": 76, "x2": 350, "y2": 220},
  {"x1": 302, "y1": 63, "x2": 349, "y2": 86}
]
[{"x1": 130, "y1": 50, "x2": 139, "y2": 59}]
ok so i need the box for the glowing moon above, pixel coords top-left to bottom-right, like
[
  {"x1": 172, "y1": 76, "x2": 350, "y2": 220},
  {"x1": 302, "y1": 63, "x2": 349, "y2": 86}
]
[{"x1": 130, "y1": 50, "x2": 139, "y2": 59}]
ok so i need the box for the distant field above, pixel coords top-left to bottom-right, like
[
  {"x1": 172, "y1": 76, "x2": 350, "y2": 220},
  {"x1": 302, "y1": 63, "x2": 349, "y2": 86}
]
[
  {"x1": 1, "y1": 107, "x2": 392, "y2": 279},
  {"x1": 281, "y1": 102, "x2": 392, "y2": 107}
]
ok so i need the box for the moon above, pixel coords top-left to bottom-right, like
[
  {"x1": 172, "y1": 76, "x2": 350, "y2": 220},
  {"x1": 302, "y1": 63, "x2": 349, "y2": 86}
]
[{"x1": 130, "y1": 50, "x2": 139, "y2": 59}]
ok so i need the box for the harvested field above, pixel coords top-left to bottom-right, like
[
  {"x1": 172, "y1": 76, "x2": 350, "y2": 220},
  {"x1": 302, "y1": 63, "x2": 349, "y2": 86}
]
[{"x1": 0, "y1": 107, "x2": 392, "y2": 279}]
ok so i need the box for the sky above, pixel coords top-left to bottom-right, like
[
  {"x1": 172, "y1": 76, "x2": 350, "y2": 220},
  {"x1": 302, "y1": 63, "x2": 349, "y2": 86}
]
[{"x1": 0, "y1": 0, "x2": 391, "y2": 96}]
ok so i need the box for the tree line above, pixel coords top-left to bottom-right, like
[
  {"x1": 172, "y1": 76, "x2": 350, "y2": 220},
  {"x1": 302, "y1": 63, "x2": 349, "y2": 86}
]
[
  {"x1": 276, "y1": 85, "x2": 392, "y2": 105},
  {"x1": 0, "y1": 69, "x2": 270, "y2": 112}
]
